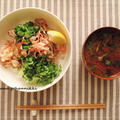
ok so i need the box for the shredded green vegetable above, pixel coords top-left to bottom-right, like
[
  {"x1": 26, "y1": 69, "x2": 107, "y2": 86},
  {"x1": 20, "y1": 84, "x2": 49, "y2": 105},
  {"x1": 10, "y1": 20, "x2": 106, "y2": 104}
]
[
  {"x1": 87, "y1": 41, "x2": 93, "y2": 50},
  {"x1": 105, "y1": 60, "x2": 111, "y2": 66},
  {"x1": 20, "y1": 55, "x2": 62, "y2": 85},
  {"x1": 14, "y1": 21, "x2": 40, "y2": 49}
]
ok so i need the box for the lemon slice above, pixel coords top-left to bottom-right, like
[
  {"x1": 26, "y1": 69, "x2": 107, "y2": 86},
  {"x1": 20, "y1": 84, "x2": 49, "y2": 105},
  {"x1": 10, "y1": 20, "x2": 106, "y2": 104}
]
[{"x1": 47, "y1": 30, "x2": 66, "y2": 44}]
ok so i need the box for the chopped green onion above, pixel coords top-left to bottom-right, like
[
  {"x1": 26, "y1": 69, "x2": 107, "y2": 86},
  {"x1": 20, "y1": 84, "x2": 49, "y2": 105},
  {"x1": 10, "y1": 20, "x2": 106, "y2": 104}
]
[
  {"x1": 105, "y1": 60, "x2": 111, "y2": 66},
  {"x1": 21, "y1": 55, "x2": 62, "y2": 85},
  {"x1": 22, "y1": 44, "x2": 31, "y2": 49},
  {"x1": 14, "y1": 21, "x2": 40, "y2": 41}
]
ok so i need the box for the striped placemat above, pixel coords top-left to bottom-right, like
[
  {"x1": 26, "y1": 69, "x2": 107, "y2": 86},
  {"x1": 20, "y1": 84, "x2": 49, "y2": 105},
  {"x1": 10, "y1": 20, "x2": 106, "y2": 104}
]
[{"x1": 0, "y1": 0, "x2": 120, "y2": 119}]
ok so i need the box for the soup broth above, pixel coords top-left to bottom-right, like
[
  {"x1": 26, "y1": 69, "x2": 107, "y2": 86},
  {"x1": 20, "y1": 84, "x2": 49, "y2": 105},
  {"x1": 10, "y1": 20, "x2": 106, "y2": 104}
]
[{"x1": 85, "y1": 27, "x2": 120, "y2": 77}]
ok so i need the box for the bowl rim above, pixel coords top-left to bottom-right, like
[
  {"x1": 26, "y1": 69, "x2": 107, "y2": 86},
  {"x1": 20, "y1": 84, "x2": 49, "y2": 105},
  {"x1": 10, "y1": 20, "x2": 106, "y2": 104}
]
[
  {"x1": 0, "y1": 7, "x2": 72, "y2": 92},
  {"x1": 82, "y1": 26, "x2": 120, "y2": 80}
]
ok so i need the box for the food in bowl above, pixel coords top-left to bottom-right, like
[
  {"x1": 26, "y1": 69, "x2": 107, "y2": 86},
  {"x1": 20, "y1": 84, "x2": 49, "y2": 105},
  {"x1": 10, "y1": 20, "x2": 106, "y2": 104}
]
[
  {"x1": 0, "y1": 18, "x2": 66, "y2": 85},
  {"x1": 82, "y1": 27, "x2": 120, "y2": 79}
]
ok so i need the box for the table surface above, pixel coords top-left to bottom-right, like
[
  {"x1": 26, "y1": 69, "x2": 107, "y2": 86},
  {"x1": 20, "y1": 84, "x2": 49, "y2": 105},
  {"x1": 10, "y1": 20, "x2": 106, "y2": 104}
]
[{"x1": 0, "y1": 0, "x2": 120, "y2": 119}]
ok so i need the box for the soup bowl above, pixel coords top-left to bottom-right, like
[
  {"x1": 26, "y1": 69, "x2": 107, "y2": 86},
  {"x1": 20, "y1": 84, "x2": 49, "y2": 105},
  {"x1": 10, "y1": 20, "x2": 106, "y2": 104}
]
[{"x1": 82, "y1": 27, "x2": 120, "y2": 80}]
